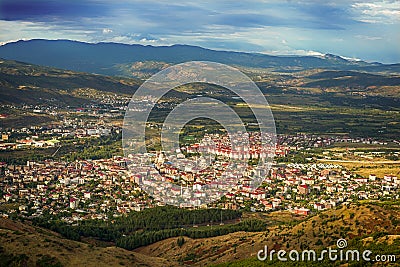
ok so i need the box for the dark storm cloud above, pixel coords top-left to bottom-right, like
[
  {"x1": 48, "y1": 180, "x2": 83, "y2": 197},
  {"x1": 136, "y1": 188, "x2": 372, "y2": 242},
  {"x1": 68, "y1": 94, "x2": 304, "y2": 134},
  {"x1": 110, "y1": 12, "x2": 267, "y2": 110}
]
[{"x1": 0, "y1": 0, "x2": 109, "y2": 20}]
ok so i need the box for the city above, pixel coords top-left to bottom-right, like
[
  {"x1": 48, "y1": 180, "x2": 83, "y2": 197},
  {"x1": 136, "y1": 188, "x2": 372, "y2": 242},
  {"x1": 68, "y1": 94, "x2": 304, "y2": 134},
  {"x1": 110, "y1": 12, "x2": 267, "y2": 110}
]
[{"x1": 0, "y1": 0, "x2": 400, "y2": 264}]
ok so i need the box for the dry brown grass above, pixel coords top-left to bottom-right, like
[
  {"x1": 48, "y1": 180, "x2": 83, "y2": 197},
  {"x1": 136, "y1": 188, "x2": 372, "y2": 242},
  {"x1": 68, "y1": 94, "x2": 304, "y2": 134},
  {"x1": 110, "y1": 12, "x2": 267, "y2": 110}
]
[
  {"x1": 1, "y1": 203, "x2": 399, "y2": 266},
  {"x1": 321, "y1": 160, "x2": 400, "y2": 178},
  {"x1": 0, "y1": 218, "x2": 172, "y2": 267},
  {"x1": 135, "y1": 204, "x2": 400, "y2": 266}
]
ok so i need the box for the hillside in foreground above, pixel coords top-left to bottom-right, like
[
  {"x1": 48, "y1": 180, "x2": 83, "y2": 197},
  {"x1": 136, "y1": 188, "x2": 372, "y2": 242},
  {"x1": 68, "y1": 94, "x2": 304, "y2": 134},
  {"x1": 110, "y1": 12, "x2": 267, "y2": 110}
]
[
  {"x1": 1, "y1": 203, "x2": 399, "y2": 266},
  {"x1": 134, "y1": 203, "x2": 400, "y2": 266},
  {"x1": 0, "y1": 217, "x2": 174, "y2": 267}
]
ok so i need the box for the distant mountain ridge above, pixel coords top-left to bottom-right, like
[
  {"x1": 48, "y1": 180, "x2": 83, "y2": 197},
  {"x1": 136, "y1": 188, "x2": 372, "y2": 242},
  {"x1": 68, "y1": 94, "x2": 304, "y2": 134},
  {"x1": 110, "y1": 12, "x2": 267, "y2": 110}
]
[{"x1": 0, "y1": 39, "x2": 399, "y2": 77}]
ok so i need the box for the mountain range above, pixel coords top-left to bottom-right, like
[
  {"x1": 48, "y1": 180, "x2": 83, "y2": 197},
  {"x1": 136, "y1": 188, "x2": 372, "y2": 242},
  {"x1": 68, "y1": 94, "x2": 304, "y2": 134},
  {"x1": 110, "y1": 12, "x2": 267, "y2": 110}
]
[
  {"x1": 1, "y1": 58, "x2": 399, "y2": 107},
  {"x1": 0, "y1": 39, "x2": 399, "y2": 138},
  {"x1": 0, "y1": 39, "x2": 399, "y2": 77}
]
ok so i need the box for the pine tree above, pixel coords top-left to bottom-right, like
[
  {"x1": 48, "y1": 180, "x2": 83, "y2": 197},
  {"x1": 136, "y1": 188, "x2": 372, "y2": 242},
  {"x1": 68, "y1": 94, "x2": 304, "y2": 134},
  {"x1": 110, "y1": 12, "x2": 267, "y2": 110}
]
[{"x1": 177, "y1": 236, "x2": 185, "y2": 247}]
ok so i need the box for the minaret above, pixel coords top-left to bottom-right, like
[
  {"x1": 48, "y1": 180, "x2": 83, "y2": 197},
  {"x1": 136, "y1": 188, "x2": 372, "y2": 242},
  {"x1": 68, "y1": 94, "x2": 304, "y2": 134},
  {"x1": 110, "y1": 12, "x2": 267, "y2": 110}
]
[{"x1": 158, "y1": 152, "x2": 165, "y2": 164}]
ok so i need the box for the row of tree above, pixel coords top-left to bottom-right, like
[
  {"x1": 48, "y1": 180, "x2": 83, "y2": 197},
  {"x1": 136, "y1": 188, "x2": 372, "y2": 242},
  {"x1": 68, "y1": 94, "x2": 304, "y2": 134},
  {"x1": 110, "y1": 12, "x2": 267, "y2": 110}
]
[
  {"x1": 33, "y1": 206, "x2": 244, "y2": 245},
  {"x1": 109, "y1": 206, "x2": 242, "y2": 231},
  {"x1": 116, "y1": 219, "x2": 266, "y2": 250}
]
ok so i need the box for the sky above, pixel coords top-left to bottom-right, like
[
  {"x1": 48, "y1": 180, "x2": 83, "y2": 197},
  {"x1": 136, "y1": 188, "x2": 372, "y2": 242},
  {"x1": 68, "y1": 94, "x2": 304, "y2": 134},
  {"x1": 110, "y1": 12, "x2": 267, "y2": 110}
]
[{"x1": 0, "y1": 0, "x2": 399, "y2": 63}]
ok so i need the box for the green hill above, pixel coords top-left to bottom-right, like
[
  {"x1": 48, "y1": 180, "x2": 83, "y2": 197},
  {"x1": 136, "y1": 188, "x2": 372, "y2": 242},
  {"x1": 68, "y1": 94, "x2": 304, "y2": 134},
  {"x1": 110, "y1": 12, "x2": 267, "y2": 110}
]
[{"x1": 0, "y1": 59, "x2": 140, "y2": 106}]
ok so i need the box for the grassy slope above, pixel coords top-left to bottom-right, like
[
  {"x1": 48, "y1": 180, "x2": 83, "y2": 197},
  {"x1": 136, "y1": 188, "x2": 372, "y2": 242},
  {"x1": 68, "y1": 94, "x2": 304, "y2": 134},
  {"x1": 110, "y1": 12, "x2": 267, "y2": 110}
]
[
  {"x1": 0, "y1": 218, "x2": 175, "y2": 267},
  {"x1": 134, "y1": 203, "x2": 400, "y2": 266},
  {"x1": 0, "y1": 203, "x2": 399, "y2": 266},
  {"x1": 0, "y1": 59, "x2": 139, "y2": 106}
]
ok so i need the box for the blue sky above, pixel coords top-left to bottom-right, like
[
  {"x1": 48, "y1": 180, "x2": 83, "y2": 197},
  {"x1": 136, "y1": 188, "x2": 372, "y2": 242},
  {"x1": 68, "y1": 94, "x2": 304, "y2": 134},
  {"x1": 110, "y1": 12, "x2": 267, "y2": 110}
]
[{"x1": 0, "y1": 0, "x2": 399, "y2": 63}]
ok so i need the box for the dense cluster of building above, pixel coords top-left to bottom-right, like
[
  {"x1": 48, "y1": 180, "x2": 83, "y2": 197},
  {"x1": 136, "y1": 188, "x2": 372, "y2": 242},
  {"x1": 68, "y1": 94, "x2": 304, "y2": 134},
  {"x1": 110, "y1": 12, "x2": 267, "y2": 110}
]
[
  {"x1": 0, "y1": 158, "x2": 151, "y2": 222},
  {"x1": 0, "y1": 103, "x2": 399, "y2": 222},
  {"x1": 1, "y1": 154, "x2": 398, "y2": 222},
  {"x1": 0, "y1": 110, "x2": 117, "y2": 151}
]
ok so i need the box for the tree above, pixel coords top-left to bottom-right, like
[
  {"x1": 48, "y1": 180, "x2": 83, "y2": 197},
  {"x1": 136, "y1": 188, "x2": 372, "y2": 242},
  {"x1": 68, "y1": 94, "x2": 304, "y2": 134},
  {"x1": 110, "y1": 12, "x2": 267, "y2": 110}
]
[{"x1": 177, "y1": 236, "x2": 185, "y2": 247}]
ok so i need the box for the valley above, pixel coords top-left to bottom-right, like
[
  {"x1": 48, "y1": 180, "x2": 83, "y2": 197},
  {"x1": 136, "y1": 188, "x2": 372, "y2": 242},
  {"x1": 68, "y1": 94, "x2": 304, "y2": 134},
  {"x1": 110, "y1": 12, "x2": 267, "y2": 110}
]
[{"x1": 0, "y1": 41, "x2": 399, "y2": 266}]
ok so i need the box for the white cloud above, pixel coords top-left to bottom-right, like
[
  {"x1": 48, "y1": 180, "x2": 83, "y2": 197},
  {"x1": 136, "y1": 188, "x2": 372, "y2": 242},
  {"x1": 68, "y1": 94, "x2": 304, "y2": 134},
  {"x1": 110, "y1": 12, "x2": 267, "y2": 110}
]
[
  {"x1": 139, "y1": 38, "x2": 157, "y2": 43},
  {"x1": 0, "y1": 20, "x2": 94, "y2": 44},
  {"x1": 99, "y1": 35, "x2": 137, "y2": 44},
  {"x1": 355, "y1": 34, "x2": 383, "y2": 40},
  {"x1": 341, "y1": 55, "x2": 362, "y2": 61},
  {"x1": 102, "y1": 28, "x2": 113, "y2": 34},
  {"x1": 352, "y1": 1, "x2": 400, "y2": 24},
  {"x1": 265, "y1": 49, "x2": 325, "y2": 57}
]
